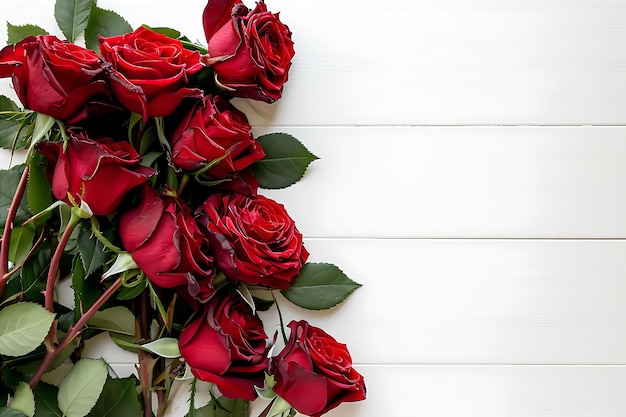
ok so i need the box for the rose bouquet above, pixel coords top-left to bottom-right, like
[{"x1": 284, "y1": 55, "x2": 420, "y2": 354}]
[{"x1": 0, "y1": 1, "x2": 366, "y2": 416}]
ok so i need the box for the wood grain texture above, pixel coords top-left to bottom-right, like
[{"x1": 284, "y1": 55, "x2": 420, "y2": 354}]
[
  {"x1": 2, "y1": 1, "x2": 626, "y2": 125},
  {"x1": 1, "y1": 1, "x2": 625, "y2": 416},
  {"x1": 256, "y1": 126, "x2": 626, "y2": 238}
]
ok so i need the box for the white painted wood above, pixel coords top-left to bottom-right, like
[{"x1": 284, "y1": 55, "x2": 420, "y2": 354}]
[
  {"x1": 257, "y1": 126, "x2": 626, "y2": 238},
  {"x1": 6, "y1": 126, "x2": 626, "y2": 239},
  {"x1": 2, "y1": 1, "x2": 626, "y2": 125},
  {"x1": 79, "y1": 238, "x2": 626, "y2": 365}
]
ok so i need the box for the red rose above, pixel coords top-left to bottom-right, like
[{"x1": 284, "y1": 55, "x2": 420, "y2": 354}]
[
  {"x1": 171, "y1": 94, "x2": 264, "y2": 178},
  {"x1": 99, "y1": 26, "x2": 204, "y2": 120},
  {"x1": 203, "y1": 0, "x2": 295, "y2": 102},
  {"x1": 0, "y1": 35, "x2": 109, "y2": 121},
  {"x1": 197, "y1": 193, "x2": 308, "y2": 289},
  {"x1": 269, "y1": 320, "x2": 366, "y2": 417},
  {"x1": 36, "y1": 131, "x2": 154, "y2": 216},
  {"x1": 178, "y1": 289, "x2": 268, "y2": 400},
  {"x1": 119, "y1": 185, "x2": 216, "y2": 302}
]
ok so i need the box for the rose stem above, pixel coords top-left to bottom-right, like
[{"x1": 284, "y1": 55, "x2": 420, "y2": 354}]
[
  {"x1": 44, "y1": 214, "x2": 81, "y2": 312},
  {"x1": 139, "y1": 289, "x2": 153, "y2": 417},
  {"x1": 29, "y1": 276, "x2": 123, "y2": 388},
  {"x1": 0, "y1": 165, "x2": 30, "y2": 301}
]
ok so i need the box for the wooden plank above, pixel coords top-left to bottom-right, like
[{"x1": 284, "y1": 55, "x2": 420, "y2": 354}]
[
  {"x1": 79, "y1": 239, "x2": 626, "y2": 365},
  {"x1": 256, "y1": 126, "x2": 626, "y2": 238},
  {"x1": 5, "y1": 126, "x2": 625, "y2": 238},
  {"x1": 1, "y1": 1, "x2": 626, "y2": 125},
  {"x1": 265, "y1": 238, "x2": 626, "y2": 365}
]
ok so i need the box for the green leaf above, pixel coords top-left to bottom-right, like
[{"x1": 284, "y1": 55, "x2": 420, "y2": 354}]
[
  {"x1": 84, "y1": 4, "x2": 132, "y2": 52},
  {"x1": 15, "y1": 240, "x2": 51, "y2": 304},
  {"x1": 252, "y1": 133, "x2": 318, "y2": 189},
  {"x1": 27, "y1": 153, "x2": 54, "y2": 219},
  {"x1": 87, "y1": 306, "x2": 135, "y2": 336},
  {"x1": 77, "y1": 223, "x2": 108, "y2": 276},
  {"x1": 72, "y1": 256, "x2": 102, "y2": 323},
  {"x1": 0, "y1": 302, "x2": 55, "y2": 356},
  {"x1": 191, "y1": 397, "x2": 249, "y2": 417},
  {"x1": 142, "y1": 25, "x2": 180, "y2": 39},
  {"x1": 6, "y1": 23, "x2": 48, "y2": 44},
  {"x1": 0, "y1": 96, "x2": 28, "y2": 150},
  {"x1": 140, "y1": 338, "x2": 180, "y2": 358},
  {"x1": 281, "y1": 263, "x2": 362, "y2": 310},
  {"x1": 55, "y1": 0, "x2": 92, "y2": 42},
  {"x1": 8, "y1": 223, "x2": 36, "y2": 266},
  {"x1": 0, "y1": 166, "x2": 32, "y2": 231},
  {"x1": 0, "y1": 408, "x2": 28, "y2": 417},
  {"x1": 57, "y1": 358, "x2": 108, "y2": 417},
  {"x1": 33, "y1": 382, "x2": 62, "y2": 417},
  {"x1": 7, "y1": 383, "x2": 35, "y2": 417},
  {"x1": 86, "y1": 377, "x2": 141, "y2": 417},
  {"x1": 17, "y1": 339, "x2": 76, "y2": 374},
  {"x1": 252, "y1": 296, "x2": 275, "y2": 312}
]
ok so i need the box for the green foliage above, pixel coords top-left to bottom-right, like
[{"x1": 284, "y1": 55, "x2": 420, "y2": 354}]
[
  {"x1": 84, "y1": 3, "x2": 132, "y2": 51},
  {"x1": 0, "y1": 302, "x2": 55, "y2": 356},
  {"x1": 77, "y1": 223, "x2": 108, "y2": 277},
  {"x1": 57, "y1": 358, "x2": 108, "y2": 417},
  {"x1": 6, "y1": 23, "x2": 48, "y2": 44},
  {"x1": 55, "y1": 0, "x2": 92, "y2": 42},
  {"x1": 281, "y1": 263, "x2": 362, "y2": 310},
  {"x1": 0, "y1": 165, "x2": 32, "y2": 231},
  {"x1": 142, "y1": 25, "x2": 180, "y2": 39},
  {"x1": 0, "y1": 408, "x2": 29, "y2": 417},
  {"x1": 140, "y1": 338, "x2": 180, "y2": 358},
  {"x1": 13, "y1": 240, "x2": 52, "y2": 304},
  {"x1": 7, "y1": 383, "x2": 34, "y2": 417},
  {"x1": 27, "y1": 150, "x2": 53, "y2": 218},
  {"x1": 253, "y1": 133, "x2": 318, "y2": 189},
  {"x1": 8, "y1": 223, "x2": 36, "y2": 267},
  {"x1": 33, "y1": 382, "x2": 62, "y2": 417},
  {"x1": 71, "y1": 257, "x2": 102, "y2": 322},
  {"x1": 87, "y1": 306, "x2": 136, "y2": 336},
  {"x1": 86, "y1": 377, "x2": 141, "y2": 417},
  {"x1": 189, "y1": 397, "x2": 249, "y2": 417},
  {"x1": 0, "y1": 96, "x2": 29, "y2": 150}
]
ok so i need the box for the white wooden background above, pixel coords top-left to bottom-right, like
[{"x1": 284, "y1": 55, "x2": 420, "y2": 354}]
[{"x1": 2, "y1": 0, "x2": 626, "y2": 415}]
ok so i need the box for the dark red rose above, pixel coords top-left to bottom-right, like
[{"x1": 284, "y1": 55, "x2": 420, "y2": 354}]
[
  {"x1": 119, "y1": 185, "x2": 216, "y2": 302},
  {"x1": 203, "y1": 0, "x2": 295, "y2": 102},
  {"x1": 36, "y1": 131, "x2": 154, "y2": 216},
  {"x1": 99, "y1": 26, "x2": 204, "y2": 120},
  {"x1": 269, "y1": 320, "x2": 366, "y2": 417},
  {"x1": 0, "y1": 35, "x2": 108, "y2": 121},
  {"x1": 178, "y1": 289, "x2": 268, "y2": 400},
  {"x1": 197, "y1": 193, "x2": 308, "y2": 289},
  {"x1": 171, "y1": 94, "x2": 264, "y2": 178}
]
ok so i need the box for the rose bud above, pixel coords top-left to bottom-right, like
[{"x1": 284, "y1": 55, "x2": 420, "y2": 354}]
[
  {"x1": 197, "y1": 192, "x2": 309, "y2": 290},
  {"x1": 0, "y1": 35, "x2": 109, "y2": 122},
  {"x1": 178, "y1": 289, "x2": 268, "y2": 400},
  {"x1": 171, "y1": 94, "x2": 264, "y2": 179},
  {"x1": 36, "y1": 131, "x2": 154, "y2": 216},
  {"x1": 119, "y1": 185, "x2": 216, "y2": 302},
  {"x1": 269, "y1": 320, "x2": 366, "y2": 417},
  {"x1": 203, "y1": 0, "x2": 295, "y2": 102},
  {"x1": 99, "y1": 26, "x2": 204, "y2": 120}
]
